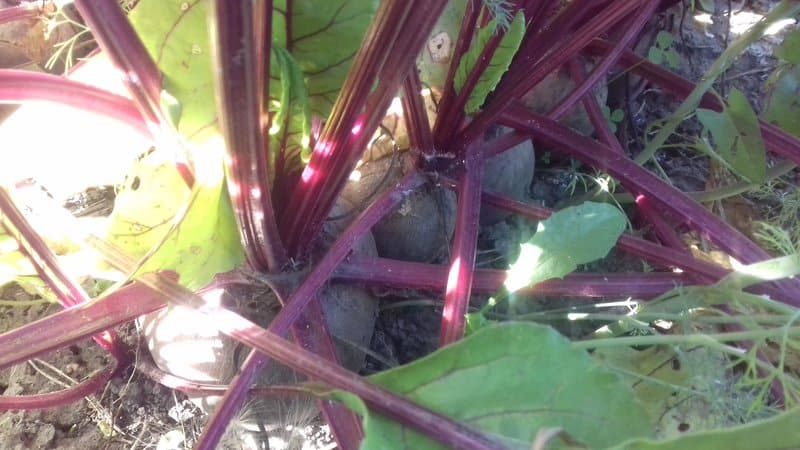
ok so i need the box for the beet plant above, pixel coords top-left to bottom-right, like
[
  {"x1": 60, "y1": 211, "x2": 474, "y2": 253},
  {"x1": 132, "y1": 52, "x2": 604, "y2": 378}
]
[{"x1": 2, "y1": 0, "x2": 800, "y2": 449}]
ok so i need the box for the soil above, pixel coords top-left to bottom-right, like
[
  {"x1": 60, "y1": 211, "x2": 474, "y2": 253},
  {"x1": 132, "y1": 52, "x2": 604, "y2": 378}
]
[
  {"x1": 0, "y1": 287, "x2": 197, "y2": 449},
  {"x1": 1, "y1": 0, "x2": 797, "y2": 449}
]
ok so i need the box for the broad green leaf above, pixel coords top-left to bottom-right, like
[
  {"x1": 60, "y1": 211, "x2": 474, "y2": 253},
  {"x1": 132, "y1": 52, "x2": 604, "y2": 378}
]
[
  {"x1": 655, "y1": 31, "x2": 674, "y2": 49},
  {"x1": 775, "y1": 28, "x2": 800, "y2": 64},
  {"x1": 454, "y1": 11, "x2": 525, "y2": 114},
  {"x1": 272, "y1": 0, "x2": 376, "y2": 118},
  {"x1": 266, "y1": 0, "x2": 375, "y2": 173},
  {"x1": 696, "y1": 88, "x2": 766, "y2": 182},
  {"x1": 608, "y1": 407, "x2": 800, "y2": 450},
  {"x1": 105, "y1": 146, "x2": 244, "y2": 291},
  {"x1": 647, "y1": 47, "x2": 664, "y2": 65},
  {"x1": 664, "y1": 49, "x2": 680, "y2": 69},
  {"x1": 504, "y1": 202, "x2": 626, "y2": 293},
  {"x1": 763, "y1": 65, "x2": 800, "y2": 138},
  {"x1": 333, "y1": 323, "x2": 652, "y2": 450},
  {"x1": 129, "y1": 0, "x2": 216, "y2": 142}
]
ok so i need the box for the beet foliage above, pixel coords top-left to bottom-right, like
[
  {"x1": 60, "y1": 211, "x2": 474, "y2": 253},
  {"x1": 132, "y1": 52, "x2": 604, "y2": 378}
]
[{"x1": 2, "y1": 0, "x2": 800, "y2": 449}]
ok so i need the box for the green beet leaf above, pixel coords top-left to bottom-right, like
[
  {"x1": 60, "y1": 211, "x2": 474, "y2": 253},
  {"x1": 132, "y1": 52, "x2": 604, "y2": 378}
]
[
  {"x1": 696, "y1": 88, "x2": 766, "y2": 183},
  {"x1": 268, "y1": 0, "x2": 375, "y2": 173},
  {"x1": 763, "y1": 65, "x2": 800, "y2": 138},
  {"x1": 332, "y1": 322, "x2": 653, "y2": 450},
  {"x1": 775, "y1": 28, "x2": 800, "y2": 64},
  {"x1": 608, "y1": 407, "x2": 800, "y2": 450},
  {"x1": 504, "y1": 202, "x2": 626, "y2": 294},
  {"x1": 272, "y1": 0, "x2": 376, "y2": 118},
  {"x1": 454, "y1": 11, "x2": 525, "y2": 114},
  {"x1": 129, "y1": 0, "x2": 216, "y2": 142}
]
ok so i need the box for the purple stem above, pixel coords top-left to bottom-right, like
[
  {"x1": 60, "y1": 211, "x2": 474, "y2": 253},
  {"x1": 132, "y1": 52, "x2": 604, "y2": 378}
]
[
  {"x1": 548, "y1": 0, "x2": 658, "y2": 121},
  {"x1": 72, "y1": 1, "x2": 162, "y2": 125},
  {"x1": 569, "y1": 56, "x2": 691, "y2": 254},
  {"x1": 635, "y1": 194, "x2": 690, "y2": 252},
  {"x1": 209, "y1": 0, "x2": 286, "y2": 273},
  {"x1": 280, "y1": 0, "x2": 447, "y2": 254},
  {"x1": 273, "y1": 172, "x2": 423, "y2": 346},
  {"x1": 433, "y1": 0, "x2": 479, "y2": 150},
  {"x1": 136, "y1": 346, "x2": 309, "y2": 398},
  {"x1": 439, "y1": 147, "x2": 484, "y2": 346},
  {"x1": 586, "y1": 40, "x2": 800, "y2": 165},
  {"x1": 0, "y1": 280, "x2": 168, "y2": 371},
  {"x1": 435, "y1": 176, "x2": 722, "y2": 280},
  {"x1": 437, "y1": 3, "x2": 521, "y2": 150},
  {"x1": 484, "y1": 130, "x2": 530, "y2": 157},
  {"x1": 0, "y1": 187, "x2": 125, "y2": 361},
  {"x1": 0, "y1": 368, "x2": 115, "y2": 410},
  {"x1": 0, "y1": 2, "x2": 40, "y2": 25},
  {"x1": 0, "y1": 69, "x2": 148, "y2": 137},
  {"x1": 459, "y1": 0, "x2": 645, "y2": 147},
  {"x1": 499, "y1": 105, "x2": 800, "y2": 304},
  {"x1": 472, "y1": 185, "x2": 793, "y2": 301},
  {"x1": 335, "y1": 256, "x2": 691, "y2": 298},
  {"x1": 293, "y1": 298, "x2": 365, "y2": 450},
  {"x1": 89, "y1": 240, "x2": 506, "y2": 450},
  {"x1": 198, "y1": 172, "x2": 424, "y2": 449},
  {"x1": 514, "y1": 0, "x2": 596, "y2": 67},
  {"x1": 198, "y1": 295, "x2": 362, "y2": 450},
  {"x1": 402, "y1": 70, "x2": 435, "y2": 155},
  {"x1": 193, "y1": 297, "x2": 507, "y2": 450}
]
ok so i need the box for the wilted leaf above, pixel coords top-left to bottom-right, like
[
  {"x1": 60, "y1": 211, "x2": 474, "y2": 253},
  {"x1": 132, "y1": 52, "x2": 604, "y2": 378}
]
[
  {"x1": 504, "y1": 202, "x2": 626, "y2": 293},
  {"x1": 333, "y1": 323, "x2": 652, "y2": 450},
  {"x1": 609, "y1": 407, "x2": 800, "y2": 450},
  {"x1": 417, "y1": 0, "x2": 467, "y2": 89},
  {"x1": 594, "y1": 345, "x2": 690, "y2": 423},
  {"x1": 454, "y1": 11, "x2": 525, "y2": 113},
  {"x1": 696, "y1": 88, "x2": 766, "y2": 182}
]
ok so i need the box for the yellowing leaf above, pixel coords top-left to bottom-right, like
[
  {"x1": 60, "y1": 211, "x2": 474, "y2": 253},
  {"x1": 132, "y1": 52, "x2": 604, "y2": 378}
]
[{"x1": 105, "y1": 146, "x2": 243, "y2": 290}]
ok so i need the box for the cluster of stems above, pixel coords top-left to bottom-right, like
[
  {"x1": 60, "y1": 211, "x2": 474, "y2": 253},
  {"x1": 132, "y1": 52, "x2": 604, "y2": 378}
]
[{"x1": 1, "y1": 1, "x2": 799, "y2": 448}]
